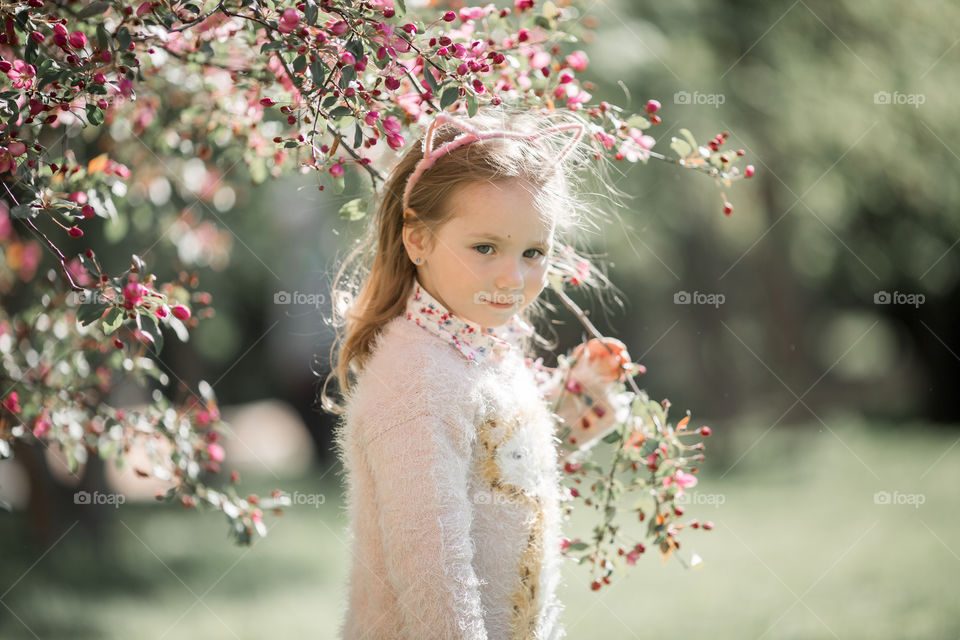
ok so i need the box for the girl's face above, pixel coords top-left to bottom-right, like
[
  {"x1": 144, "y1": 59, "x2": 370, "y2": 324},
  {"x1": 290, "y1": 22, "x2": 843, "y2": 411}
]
[{"x1": 405, "y1": 179, "x2": 556, "y2": 329}]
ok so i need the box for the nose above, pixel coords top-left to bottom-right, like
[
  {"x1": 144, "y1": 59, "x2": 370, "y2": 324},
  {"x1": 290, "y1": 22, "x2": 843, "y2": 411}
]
[{"x1": 495, "y1": 257, "x2": 524, "y2": 292}]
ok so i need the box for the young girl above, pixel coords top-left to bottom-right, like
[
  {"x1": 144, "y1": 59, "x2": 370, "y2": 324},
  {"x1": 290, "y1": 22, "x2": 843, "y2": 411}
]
[{"x1": 325, "y1": 110, "x2": 632, "y2": 639}]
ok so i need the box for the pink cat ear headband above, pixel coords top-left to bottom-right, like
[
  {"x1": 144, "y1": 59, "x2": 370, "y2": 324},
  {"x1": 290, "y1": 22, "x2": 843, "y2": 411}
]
[{"x1": 400, "y1": 112, "x2": 585, "y2": 213}]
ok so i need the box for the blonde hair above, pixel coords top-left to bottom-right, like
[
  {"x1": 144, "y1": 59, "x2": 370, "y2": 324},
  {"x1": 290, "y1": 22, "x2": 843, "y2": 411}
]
[{"x1": 321, "y1": 108, "x2": 621, "y2": 413}]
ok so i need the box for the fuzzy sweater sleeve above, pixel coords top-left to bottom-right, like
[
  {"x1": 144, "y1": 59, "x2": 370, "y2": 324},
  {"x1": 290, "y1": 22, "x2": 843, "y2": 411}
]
[
  {"x1": 530, "y1": 354, "x2": 621, "y2": 463},
  {"x1": 364, "y1": 409, "x2": 488, "y2": 639}
]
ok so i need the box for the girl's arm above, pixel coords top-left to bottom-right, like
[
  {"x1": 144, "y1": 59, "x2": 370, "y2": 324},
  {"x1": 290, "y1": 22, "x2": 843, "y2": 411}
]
[
  {"x1": 365, "y1": 411, "x2": 488, "y2": 639},
  {"x1": 533, "y1": 339, "x2": 631, "y2": 465}
]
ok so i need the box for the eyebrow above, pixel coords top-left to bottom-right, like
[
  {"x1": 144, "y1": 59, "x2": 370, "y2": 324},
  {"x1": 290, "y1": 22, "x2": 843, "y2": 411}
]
[{"x1": 469, "y1": 233, "x2": 551, "y2": 248}]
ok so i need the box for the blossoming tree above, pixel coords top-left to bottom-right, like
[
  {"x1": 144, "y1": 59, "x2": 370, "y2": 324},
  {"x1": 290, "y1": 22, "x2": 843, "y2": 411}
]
[{"x1": 0, "y1": 0, "x2": 751, "y2": 586}]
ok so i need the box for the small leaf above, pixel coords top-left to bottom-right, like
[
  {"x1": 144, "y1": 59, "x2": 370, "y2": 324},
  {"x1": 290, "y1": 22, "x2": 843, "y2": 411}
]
[
  {"x1": 10, "y1": 204, "x2": 36, "y2": 220},
  {"x1": 440, "y1": 86, "x2": 459, "y2": 110},
  {"x1": 102, "y1": 307, "x2": 124, "y2": 335},
  {"x1": 670, "y1": 137, "x2": 692, "y2": 159},
  {"x1": 466, "y1": 93, "x2": 478, "y2": 117},
  {"x1": 679, "y1": 128, "x2": 698, "y2": 152},
  {"x1": 139, "y1": 313, "x2": 164, "y2": 355},
  {"x1": 78, "y1": 1, "x2": 111, "y2": 18},
  {"x1": 78, "y1": 302, "x2": 109, "y2": 326},
  {"x1": 353, "y1": 123, "x2": 363, "y2": 148},
  {"x1": 310, "y1": 60, "x2": 326, "y2": 85},
  {"x1": 292, "y1": 55, "x2": 307, "y2": 74},
  {"x1": 86, "y1": 103, "x2": 104, "y2": 126},
  {"x1": 338, "y1": 198, "x2": 366, "y2": 221}
]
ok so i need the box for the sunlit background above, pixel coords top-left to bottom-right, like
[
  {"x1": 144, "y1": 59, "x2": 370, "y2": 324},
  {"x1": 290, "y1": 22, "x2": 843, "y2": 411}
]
[{"x1": 2, "y1": 1, "x2": 958, "y2": 638}]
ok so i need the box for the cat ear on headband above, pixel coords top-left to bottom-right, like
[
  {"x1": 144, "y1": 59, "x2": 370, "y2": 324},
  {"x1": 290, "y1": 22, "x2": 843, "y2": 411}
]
[{"x1": 401, "y1": 112, "x2": 585, "y2": 211}]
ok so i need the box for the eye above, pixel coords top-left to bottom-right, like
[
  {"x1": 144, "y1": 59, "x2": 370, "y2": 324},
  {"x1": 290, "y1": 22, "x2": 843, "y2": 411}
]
[
  {"x1": 473, "y1": 244, "x2": 494, "y2": 255},
  {"x1": 523, "y1": 248, "x2": 545, "y2": 259}
]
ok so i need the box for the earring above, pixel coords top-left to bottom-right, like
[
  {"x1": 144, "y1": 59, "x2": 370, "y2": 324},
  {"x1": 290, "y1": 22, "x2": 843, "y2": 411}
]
[{"x1": 415, "y1": 257, "x2": 422, "y2": 264}]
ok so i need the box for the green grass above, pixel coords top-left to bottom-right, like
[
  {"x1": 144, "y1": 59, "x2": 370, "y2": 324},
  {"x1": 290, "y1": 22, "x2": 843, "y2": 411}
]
[{"x1": 1, "y1": 419, "x2": 958, "y2": 639}]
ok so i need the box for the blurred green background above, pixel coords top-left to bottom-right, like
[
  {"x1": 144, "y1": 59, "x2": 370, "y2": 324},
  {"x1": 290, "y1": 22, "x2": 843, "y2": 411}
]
[{"x1": 3, "y1": 0, "x2": 959, "y2": 637}]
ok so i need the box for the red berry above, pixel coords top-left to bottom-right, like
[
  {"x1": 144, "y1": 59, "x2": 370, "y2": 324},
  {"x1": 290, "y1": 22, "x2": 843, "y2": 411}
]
[
  {"x1": 81, "y1": 205, "x2": 95, "y2": 218},
  {"x1": 722, "y1": 203, "x2": 733, "y2": 216},
  {"x1": 590, "y1": 580, "x2": 601, "y2": 591},
  {"x1": 113, "y1": 338, "x2": 124, "y2": 349},
  {"x1": 699, "y1": 426, "x2": 712, "y2": 436},
  {"x1": 651, "y1": 115, "x2": 661, "y2": 124},
  {"x1": 68, "y1": 226, "x2": 83, "y2": 238},
  {"x1": 744, "y1": 165, "x2": 755, "y2": 178},
  {"x1": 644, "y1": 99, "x2": 660, "y2": 115},
  {"x1": 703, "y1": 521, "x2": 714, "y2": 530},
  {"x1": 443, "y1": 11, "x2": 456, "y2": 21}
]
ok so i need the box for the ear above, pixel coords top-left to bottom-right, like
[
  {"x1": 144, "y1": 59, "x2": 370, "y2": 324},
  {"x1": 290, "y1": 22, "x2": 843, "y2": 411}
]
[{"x1": 401, "y1": 210, "x2": 431, "y2": 259}]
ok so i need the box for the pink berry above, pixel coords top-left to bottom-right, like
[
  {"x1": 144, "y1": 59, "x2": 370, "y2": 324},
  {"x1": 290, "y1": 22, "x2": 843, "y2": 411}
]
[
  {"x1": 744, "y1": 165, "x2": 755, "y2": 178},
  {"x1": 703, "y1": 521, "x2": 714, "y2": 530},
  {"x1": 329, "y1": 164, "x2": 344, "y2": 178},
  {"x1": 443, "y1": 11, "x2": 456, "y2": 21},
  {"x1": 699, "y1": 425, "x2": 712, "y2": 436},
  {"x1": 68, "y1": 31, "x2": 87, "y2": 49},
  {"x1": 644, "y1": 99, "x2": 660, "y2": 115},
  {"x1": 81, "y1": 205, "x2": 95, "y2": 218},
  {"x1": 722, "y1": 203, "x2": 733, "y2": 216},
  {"x1": 171, "y1": 305, "x2": 191, "y2": 320},
  {"x1": 68, "y1": 226, "x2": 83, "y2": 238}
]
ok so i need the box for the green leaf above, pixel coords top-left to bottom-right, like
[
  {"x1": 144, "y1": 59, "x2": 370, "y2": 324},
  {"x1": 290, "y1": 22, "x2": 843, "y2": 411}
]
[
  {"x1": 78, "y1": 302, "x2": 109, "y2": 326},
  {"x1": 626, "y1": 114, "x2": 651, "y2": 130},
  {"x1": 329, "y1": 106, "x2": 352, "y2": 119},
  {"x1": 78, "y1": 1, "x2": 112, "y2": 18},
  {"x1": 440, "y1": 86, "x2": 459, "y2": 110},
  {"x1": 96, "y1": 24, "x2": 110, "y2": 52},
  {"x1": 394, "y1": 0, "x2": 407, "y2": 15},
  {"x1": 260, "y1": 41, "x2": 284, "y2": 54},
  {"x1": 116, "y1": 27, "x2": 131, "y2": 52},
  {"x1": 339, "y1": 65, "x2": 355, "y2": 88},
  {"x1": 423, "y1": 68, "x2": 439, "y2": 93},
  {"x1": 567, "y1": 541, "x2": 589, "y2": 552},
  {"x1": 602, "y1": 430, "x2": 622, "y2": 444},
  {"x1": 353, "y1": 123, "x2": 363, "y2": 148},
  {"x1": 310, "y1": 60, "x2": 326, "y2": 85},
  {"x1": 466, "y1": 93, "x2": 478, "y2": 117},
  {"x1": 139, "y1": 313, "x2": 164, "y2": 355},
  {"x1": 338, "y1": 198, "x2": 366, "y2": 221},
  {"x1": 86, "y1": 103, "x2": 104, "y2": 126},
  {"x1": 304, "y1": 3, "x2": 318, "y2": 24},
  {"x1": 292, "y1": 55, "x2": 307, "y2": 74},
  {"x1": 679, "y1": 128, "x2": 698, "y2": 152},
  {"x1": 103, "y1": 307, "x2": 124, "y2": 335},
  {"x1": 670, "y1": 137, "x2": 692, "y2": 159}
]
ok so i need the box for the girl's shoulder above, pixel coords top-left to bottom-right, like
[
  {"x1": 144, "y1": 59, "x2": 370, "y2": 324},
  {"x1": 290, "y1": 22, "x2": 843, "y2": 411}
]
[{"x1": 344, "y1": 315, "x2": 481, "y2": 423}]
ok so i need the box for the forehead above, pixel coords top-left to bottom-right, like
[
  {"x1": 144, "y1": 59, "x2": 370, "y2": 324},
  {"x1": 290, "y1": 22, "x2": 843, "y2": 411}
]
[{"x1": 441, "y1": 180, "x2": 556, "y2": 240}]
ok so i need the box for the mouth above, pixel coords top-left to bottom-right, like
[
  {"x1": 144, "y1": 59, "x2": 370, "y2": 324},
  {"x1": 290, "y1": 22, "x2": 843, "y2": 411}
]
[{"x1": 479, "y1": 295, "x2": 518, "y2": 309}]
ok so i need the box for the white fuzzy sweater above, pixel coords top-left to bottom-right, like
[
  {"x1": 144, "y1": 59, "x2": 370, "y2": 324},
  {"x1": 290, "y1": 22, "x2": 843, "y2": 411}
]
[{"x1": 334, "y1": 281, "x2": 620, "y2": 639}]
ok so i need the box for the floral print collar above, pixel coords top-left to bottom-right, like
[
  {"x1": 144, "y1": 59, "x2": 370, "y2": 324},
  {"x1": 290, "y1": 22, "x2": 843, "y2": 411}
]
[{"x1": 404, "y1": 278, "x2": 534, "y2": 363}]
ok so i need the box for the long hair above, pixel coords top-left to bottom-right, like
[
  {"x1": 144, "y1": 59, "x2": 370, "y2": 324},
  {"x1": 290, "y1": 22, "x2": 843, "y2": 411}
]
[{"x1": 321, "y1": 108, "x2": 622, "y2": 413}]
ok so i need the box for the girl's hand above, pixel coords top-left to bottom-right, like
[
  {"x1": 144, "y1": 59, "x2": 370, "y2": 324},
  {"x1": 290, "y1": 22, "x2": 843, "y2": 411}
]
[{"x1": 571, "y1": 338, "x2": 631, "y2": 383}]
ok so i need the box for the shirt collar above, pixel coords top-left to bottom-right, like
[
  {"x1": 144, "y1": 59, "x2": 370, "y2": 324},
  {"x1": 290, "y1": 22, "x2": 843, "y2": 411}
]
[{"x1": 404, "y1": 278, "x2": 534, "y2": 364}]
